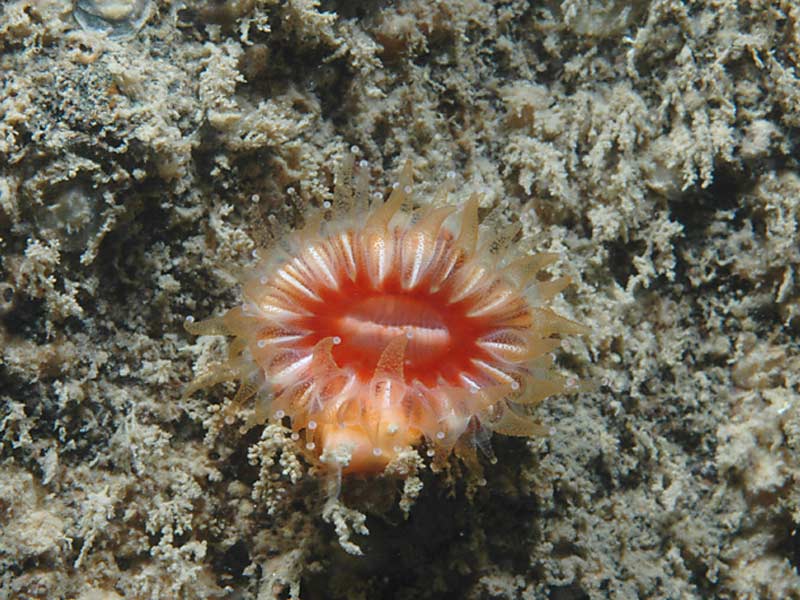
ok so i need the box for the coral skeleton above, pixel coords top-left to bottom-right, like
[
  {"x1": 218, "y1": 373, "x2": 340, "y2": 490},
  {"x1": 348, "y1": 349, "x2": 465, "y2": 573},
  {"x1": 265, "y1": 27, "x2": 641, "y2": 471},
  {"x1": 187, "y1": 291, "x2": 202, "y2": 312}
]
[{"x1": 186, "y1": 154, "x2": 584, "y2": 476}]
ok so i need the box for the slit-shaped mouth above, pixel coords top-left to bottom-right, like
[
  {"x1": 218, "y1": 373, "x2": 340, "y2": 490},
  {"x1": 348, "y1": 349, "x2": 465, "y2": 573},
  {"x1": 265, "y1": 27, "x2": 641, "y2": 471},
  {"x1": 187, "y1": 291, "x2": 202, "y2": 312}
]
[
  {"x1": 347, "y1": 294, "x2": 447, "y2": 330},
  {"x1": 336, "y1": 293, "x2": 452, "y2": 376}
]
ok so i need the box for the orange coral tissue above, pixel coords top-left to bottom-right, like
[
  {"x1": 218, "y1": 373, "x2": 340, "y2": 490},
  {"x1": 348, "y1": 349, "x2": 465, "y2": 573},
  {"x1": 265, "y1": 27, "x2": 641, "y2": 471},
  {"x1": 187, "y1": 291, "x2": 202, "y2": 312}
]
[{"x1": 185, "y1": 155, "x2": 585, "y2": 477}]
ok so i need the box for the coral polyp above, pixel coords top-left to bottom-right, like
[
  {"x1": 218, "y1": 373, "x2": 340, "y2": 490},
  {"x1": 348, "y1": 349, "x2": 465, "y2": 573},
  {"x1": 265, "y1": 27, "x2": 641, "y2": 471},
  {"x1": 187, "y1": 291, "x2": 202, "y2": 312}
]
[{"x1": 186, "y1": 156, "x2": 584, "y2": 476}]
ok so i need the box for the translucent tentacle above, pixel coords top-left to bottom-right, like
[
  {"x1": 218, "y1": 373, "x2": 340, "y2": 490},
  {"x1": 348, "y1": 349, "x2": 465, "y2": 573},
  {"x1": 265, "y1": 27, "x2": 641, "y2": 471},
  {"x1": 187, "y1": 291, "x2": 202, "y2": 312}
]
[
  {"x1": 535, "y1": 276, "x2": 572, "y2": 302},
  {"x1": 514, "y1": 375, "x2": 566, "y2": 406},
  {"x1": 456, "y1": 193, "x2": 480, "y2": 255},
  {"x1": 488, "y1": 404, "x2": 550, "y2": 437},
  {"x1": 365, "y1": 336, "x2": 408, "y2": 443},
  {"x1": 530, "y1": 308, "x2": 589, "y2": 336},
  {"x1": 184, "y1": 316, "x2": 228, "y2": 336},
  {"x1": 501, "y1": 253, "x2": 559, "y2": 289},
  {"x1": 366, "y1": 159, "x2": 413, "y2": 231}
]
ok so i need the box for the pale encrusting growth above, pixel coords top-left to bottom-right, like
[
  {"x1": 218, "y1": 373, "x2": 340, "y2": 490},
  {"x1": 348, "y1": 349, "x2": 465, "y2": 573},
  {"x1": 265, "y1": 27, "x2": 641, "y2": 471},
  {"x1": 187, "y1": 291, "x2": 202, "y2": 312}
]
[{"x1": 185, "y1": 155, "x2": 584, "y2": 476}]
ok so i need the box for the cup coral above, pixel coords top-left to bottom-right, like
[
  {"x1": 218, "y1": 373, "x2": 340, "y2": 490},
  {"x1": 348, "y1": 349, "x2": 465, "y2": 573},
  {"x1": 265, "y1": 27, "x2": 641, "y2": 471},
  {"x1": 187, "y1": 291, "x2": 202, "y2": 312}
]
[{"x1": 185, "y1": 154, "x2": 584, "y2": 477}]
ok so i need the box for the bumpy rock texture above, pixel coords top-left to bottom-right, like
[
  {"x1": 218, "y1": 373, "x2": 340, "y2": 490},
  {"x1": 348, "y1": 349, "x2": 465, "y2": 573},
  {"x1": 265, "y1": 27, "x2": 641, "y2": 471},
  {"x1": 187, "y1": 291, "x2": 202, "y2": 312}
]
[{"x1": 1, "y1": 1, "x2": 799, "y2": 598}]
